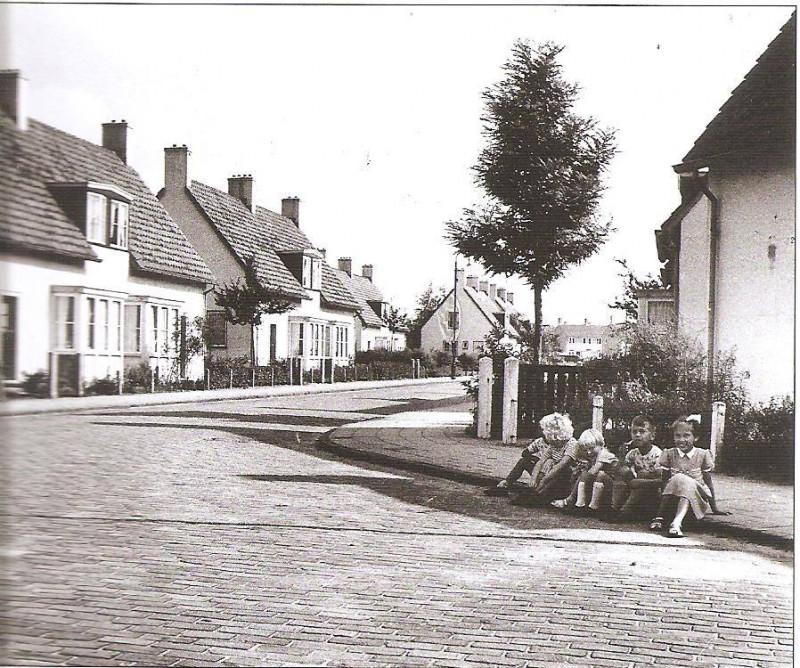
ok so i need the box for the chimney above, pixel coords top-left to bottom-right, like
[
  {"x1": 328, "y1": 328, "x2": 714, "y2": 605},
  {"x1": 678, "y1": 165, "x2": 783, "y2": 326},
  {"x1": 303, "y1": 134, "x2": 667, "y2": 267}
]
[
  {"x1": 164, "y1": 144, "x2": 189, "y2": 192},
  {"x1": 319, "y1": 248, "x2": 327, "y2": 259},
  {"x1": 466, "y1": 275, "x2": 479, "y2": 290},
  {"x1": 338, "y1": 257, "x2": 352, "y2": 276},
  {"x1": 282, "y1": 196, "x2": 300, "y2": 227},
  {"x1": 489, "y1": 284, "x2": 497, "y2": 301},
  {"x1": 497, "y1": 287, "x2": 506, "y2": 301},
  {"x1": 557, "y1": 317, "x2": 562, "y2": 325},
  {"x1": 362, "y1": 264, "x2": 373, "y2": 281},
  {"x1": 479, "y1": 281, "x2": 488, "y2": 294},
  {"x1": 102, "y1": 120, "x2": 128, "y2": 164},
  {"x1": 0, "y1": 70, "x2": 27, "y2": 131},
  {"x1": 584, "y1": 318, "x2": 589, "y2": 325},
  {"x1": 507, "y1": 292, "x2": 514, "y2": 304},
  {"x1": 228, "y1": 174, "x2": 254, "y2": 212},
  {"x1": 677, "y1": 171, "x2": 707, "y2": 204}
]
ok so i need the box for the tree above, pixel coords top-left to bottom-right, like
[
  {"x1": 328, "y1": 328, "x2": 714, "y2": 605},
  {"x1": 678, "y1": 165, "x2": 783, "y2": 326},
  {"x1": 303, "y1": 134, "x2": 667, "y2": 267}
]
[
  {"x1": 446, "y1": 40, "x2": 616, "y2": 363},
  {"x1": 384, "y1": 306, "x2": 410, "y2": 351},
  {"x1": 407, "y1": 283, "x2": 448, "y2": 348},
  {"x1": 608, "y1": 258, "x2": 664, "y2": 324},
  {"x1": 214, "y1": 255, "x2": 295, "y2": 364}
]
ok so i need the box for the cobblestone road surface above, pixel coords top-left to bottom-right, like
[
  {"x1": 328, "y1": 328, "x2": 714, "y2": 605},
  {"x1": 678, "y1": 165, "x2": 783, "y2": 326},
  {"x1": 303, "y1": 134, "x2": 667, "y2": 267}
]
[{"x1": 2, "y1": 384, "x2": 793, "y2": 667}]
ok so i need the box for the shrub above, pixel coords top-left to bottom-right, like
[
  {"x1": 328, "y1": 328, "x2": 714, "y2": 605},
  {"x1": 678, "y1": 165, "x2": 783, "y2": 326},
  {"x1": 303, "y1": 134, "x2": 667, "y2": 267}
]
[
  {"x1": 21, "y1": 370, "x2": 50, "y2": 398},
  {"x1": 84, "y1": 375, "x2": 119, "y2": 396},
  {"x1": 123, "y1": 362, "x2": 153, "y2": 393}
]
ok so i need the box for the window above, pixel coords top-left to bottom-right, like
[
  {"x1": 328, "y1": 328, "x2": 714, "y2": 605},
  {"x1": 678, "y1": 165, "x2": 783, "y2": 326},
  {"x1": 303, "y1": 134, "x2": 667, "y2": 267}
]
[
  {"x1": 159, "y1": 307, "x2": 168, "y2": 354},
  {"x1": 473, "y1": 341, "x2": 483, "y2": 352},
  {"x1": 462, "y1": 341, "x2": 469, "y2": 351},
  {"x1": 171, "y1": 308, "x2": 180, "y2": 353},
  {"x1": 206, "y1": 311, "x2": 227, "y2": 348},
  {"x1": 302, "y1": 256, "x2": 311, "y2": 288},
  {"x1": 125, "y1": 304, "x2": 142, "y2": 352},
  {"x1": 87, "y1": 297, "x2": 96, "y2": 348},
  {"x1": 54, "y1": 295, "x2": 76, "y2": 350},
  {"x1": 442, "y1": 341, "x2": 450, "y2": 351},
  {"x1": 99, "y1": 299, "x2": 109, "y2": 351},
  {"x1": 335, "y1": 326, "x2": 349, "y2": 358},
  {"x1": 113, "y1": 302, "x2": 122, "y2": 352},
  {"x1": 86, "y1": 193, "x2": 107, "y2": 243},
  {"x1": 583, "y1": 338, "x2": 587, "y2": 344},
  {"x1": 109, "y1": 201, "x2": 129, "y2": 248},
  {"x1": 568, "y1": 337, "x2": 575, "y2": 344},
  {"x1": 323, "y1": 325, "x2": 331, "y2": 357},
  {"x1": 596, "y1": 338, "x2": 602, "y2": 345},
  {"x1": 447, "y1": 311, "x2": 459, "y2": 330}
]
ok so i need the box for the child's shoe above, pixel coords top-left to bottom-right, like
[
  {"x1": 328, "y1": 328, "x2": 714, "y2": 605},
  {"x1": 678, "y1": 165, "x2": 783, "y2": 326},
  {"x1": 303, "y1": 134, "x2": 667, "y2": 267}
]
[
  {"x1": 550, "y1": 498, "x2": 570, "y2": 509},
  {"x1": 483, "y1": 482, "x2": 509, "y2": 497}
]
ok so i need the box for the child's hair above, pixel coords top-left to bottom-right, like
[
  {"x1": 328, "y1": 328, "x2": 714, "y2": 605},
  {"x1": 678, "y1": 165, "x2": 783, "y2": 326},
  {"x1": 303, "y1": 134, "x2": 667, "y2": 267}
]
[
  {"x1": 578, "y1": 428, "x2": 605, "y2": 451},
  {"x1": 670, "y1": 416, "x2": 700, "y2": 435},
  {"x1": 539, "y1": 412, "x2": 574, "y2": 442},
  {"x1": 631, "y1": 414, "x2": 655, "y2": 431}
]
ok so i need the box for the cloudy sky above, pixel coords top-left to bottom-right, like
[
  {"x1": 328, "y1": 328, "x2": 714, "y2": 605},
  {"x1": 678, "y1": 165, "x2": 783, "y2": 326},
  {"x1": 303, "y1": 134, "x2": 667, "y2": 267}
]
[{"x1": 3, "y1": 3, "x2": 793, "y2": 324}]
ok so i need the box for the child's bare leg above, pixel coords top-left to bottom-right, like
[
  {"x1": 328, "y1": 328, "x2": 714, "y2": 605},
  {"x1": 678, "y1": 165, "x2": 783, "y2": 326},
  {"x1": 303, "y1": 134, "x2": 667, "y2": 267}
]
[
  {"x1": 612, "y1": 481, "x2": 630, "y2": 511},
  {"x1": 671, "y1": 498, "x2": 691, "y2": 531}
]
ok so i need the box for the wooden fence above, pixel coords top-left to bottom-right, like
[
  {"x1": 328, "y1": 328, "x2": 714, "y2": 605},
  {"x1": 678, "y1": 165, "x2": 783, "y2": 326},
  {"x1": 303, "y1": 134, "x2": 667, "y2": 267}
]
[{"x1": 491, "y1": 360, "x2": 587, "y2": 438}]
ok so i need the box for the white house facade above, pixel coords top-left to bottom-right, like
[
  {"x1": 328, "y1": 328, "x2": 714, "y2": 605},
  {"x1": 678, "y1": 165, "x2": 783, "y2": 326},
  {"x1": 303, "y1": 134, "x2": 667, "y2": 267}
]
[{"x1": 0, "y1": 71, "x2": 212, "y2": 395}]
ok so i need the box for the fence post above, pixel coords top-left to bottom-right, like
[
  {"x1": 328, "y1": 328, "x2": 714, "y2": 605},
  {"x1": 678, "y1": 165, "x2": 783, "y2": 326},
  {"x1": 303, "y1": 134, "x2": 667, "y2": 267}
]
[
  {"x1": 229, "y1": 368, "x2": 233, "y2": 389},
  {"x1": 710, "y1": 401, "x2": 726, "y2": 463},
  {"x1": 205, "y1": 368, "x2": 210, "y2": 391},
  {"x1": 271, "y1": 367, "x2": 275, "y2": 386},
  {"x1": 592, "y1": 395, "x2": 604, "y2": 432},
  {"x1": 150, "y1": 366, "x2": 156, "y2": 393},
  {"x1": 477, "y1": 357, "x2": 493, "y2": 439},
  {"x1": 117, "y1": 370, "x2": 123, "y2": 395},
  {"x1": 252, "y1": 367, "x2": 256, "y2": 388},
  {"x1": 502, "y1": 357, "x2": 519, "y2": 444}
]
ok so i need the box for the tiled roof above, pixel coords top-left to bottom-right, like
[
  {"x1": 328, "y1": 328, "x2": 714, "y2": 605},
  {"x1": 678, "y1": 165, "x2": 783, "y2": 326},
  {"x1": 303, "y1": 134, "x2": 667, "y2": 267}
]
[
  {"x1": 335, "y1": 269, "x2": 384, "y2": 328},
  {"x1": 464, "y1": 285, "x2": 519, "y2": 337},
  {"x1": 189, "y1": 182, "x2": 306, "y2": 299},
  {"x1": 676, "y1": 12, "x2": 796, "y2": 170},
  {"x1": 1, "y1": 113, "x2": 212, "y2": 283},
  {"x1": 254, "y1": 204, "x2": 358, "y2": 311}
]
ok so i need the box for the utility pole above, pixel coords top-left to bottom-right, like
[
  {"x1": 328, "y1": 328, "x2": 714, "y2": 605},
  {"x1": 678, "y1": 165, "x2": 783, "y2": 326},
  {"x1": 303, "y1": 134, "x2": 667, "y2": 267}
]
[{"x1": 450, "y1": 257, "x2": 458, "y2": 379}]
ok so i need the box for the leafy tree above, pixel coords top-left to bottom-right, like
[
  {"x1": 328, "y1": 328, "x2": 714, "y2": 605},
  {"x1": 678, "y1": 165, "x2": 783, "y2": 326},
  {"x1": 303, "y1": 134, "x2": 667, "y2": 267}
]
[
  {"x1": 407, "y1": 282, "x2": 448, "y2": 348},
  {"x1": 214, "y1": 255, "x2": 296, "y2": 364},
  {"x1": 447, "y1": 40, "x2": 616, "y2": 363},
  {"x1": 384, "y1": 305, "x2": 410, "y2": 351},
  {"x1": 608, "y1": 258, "x2": 665, "y2": 324}
]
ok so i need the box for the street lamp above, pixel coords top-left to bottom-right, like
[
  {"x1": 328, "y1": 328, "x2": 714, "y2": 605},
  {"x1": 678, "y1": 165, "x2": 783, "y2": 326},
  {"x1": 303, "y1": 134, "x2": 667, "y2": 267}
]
[{"x1": 450, "y1": 257, "x2": 459, "y2": 379}]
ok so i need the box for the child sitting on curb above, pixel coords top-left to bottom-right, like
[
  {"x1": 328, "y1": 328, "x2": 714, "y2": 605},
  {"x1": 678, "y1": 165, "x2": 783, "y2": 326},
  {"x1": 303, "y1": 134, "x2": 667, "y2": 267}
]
[
  {"x1": 649, "y1": 416, "x2": 727, "y2": 538},
  {"x1": 609, "y1": 415, "x2": 663, "y2": 519},
  {"x1": 551, "y1": 429, "x2": 616, "y2": 513},
  {"x1": 483, "y1": 413, "x2": 579, "y2": 505}
]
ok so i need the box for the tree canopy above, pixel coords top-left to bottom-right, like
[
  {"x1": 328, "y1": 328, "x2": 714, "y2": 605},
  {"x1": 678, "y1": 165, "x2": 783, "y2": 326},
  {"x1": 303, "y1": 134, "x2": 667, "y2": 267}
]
[{"x1": 446, "y1": 40, "x2": 616, "y2": 361}]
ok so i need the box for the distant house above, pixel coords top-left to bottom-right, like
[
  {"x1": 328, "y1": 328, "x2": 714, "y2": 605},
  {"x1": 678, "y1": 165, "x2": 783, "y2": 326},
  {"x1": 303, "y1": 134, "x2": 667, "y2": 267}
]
[
  {"x1": 419, "y1": 270, "x2": 519, "y2": 356},
  {"x1": 654, "y1": 12, "x2": 795, "y2": 402},
  {"x1": 0, "y1": 71, "x2": 213, "y2": 395},
  {"x1": 547, "y1": 320, "x2": 626, "y2": 363},
  {"x1": 158, "y1": 148, "x2": 359, "y2": 378},
  {"x1": 334, "y1": 259, "x2": 407, "y2": 352}
]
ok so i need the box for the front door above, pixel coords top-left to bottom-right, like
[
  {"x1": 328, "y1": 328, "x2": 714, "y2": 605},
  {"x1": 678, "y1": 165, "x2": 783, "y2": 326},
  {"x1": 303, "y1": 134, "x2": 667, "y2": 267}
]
[{"x1": 1, "y1": 295, "x2": 17, "y2": 380}]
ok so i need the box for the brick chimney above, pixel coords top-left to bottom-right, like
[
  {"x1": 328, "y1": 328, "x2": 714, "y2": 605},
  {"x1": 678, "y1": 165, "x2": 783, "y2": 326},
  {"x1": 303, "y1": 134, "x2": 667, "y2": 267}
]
[
  {"x1": 489, "y1": 284, "x2": 497, "y2": 301},
  {"x1": 102, "y1": 120, "x2": 128, "y2": 164},
  {"x1": 228, "y1": 175, "x2": 254, "y2": 212},
  {"x1": 507, "y1": 292, "x2": 514, "y2": 304},
  {"x1": 0, "y1": 70, "x2": 27, "y2": 131},
  {"x1": 557, "y1": 317, "x2": 562, "y2": 325},
  {"x1": 479, "y1": 281, "x2": 488, "y2": 294},
  {"x1": 282, "y1": 196, "x2": 300, "y2": 227},
  {"x1": 466, "y1": 275, "x2": 479, "y2": 290},
  {"x1": 319, "y1": 248, "x2": 326, "y2": 259},
  {"x1": 338, "y1": 257, "x2": 352, "y2": 277},
  {"x1": 164, "y1": 144, "x2": 189, "y2": 192},
  {"x1": 584, "y1": 318, "x2": 589, "y2": 325},
  {"x1": 362, "y1": 264, "x2": 373, "y2": 282},
  {"x1": 497, "y1": 287, "x2": 506, "y2": 301}
]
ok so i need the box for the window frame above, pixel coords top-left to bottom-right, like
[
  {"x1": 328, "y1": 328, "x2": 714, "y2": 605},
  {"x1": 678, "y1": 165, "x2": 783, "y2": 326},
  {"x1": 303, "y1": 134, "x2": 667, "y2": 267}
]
[{"x1": 109, "y1": 200, "x2": 129, "y2": 249}]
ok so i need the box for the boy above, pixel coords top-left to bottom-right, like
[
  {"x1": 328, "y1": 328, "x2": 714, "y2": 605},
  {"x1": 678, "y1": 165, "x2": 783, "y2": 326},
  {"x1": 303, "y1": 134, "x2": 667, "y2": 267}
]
[{"x1": 610, "y1": 415, "x2": 663, "y2": 518}]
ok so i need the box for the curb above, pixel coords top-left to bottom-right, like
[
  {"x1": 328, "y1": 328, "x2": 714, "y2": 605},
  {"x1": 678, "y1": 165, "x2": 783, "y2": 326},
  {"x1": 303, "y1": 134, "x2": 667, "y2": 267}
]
[
  {"x1": 1, "y1": 377, "x2": 469, "y2": 417},
  {"x1": 320, "y1": 431, "x2": 793, "y2": 552}
]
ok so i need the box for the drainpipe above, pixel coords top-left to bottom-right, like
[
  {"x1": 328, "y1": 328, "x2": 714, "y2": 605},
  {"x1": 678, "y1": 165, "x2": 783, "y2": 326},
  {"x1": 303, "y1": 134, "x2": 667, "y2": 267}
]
[{"x1": 700, "y1": 181, "x2": 720, "y2": 411}]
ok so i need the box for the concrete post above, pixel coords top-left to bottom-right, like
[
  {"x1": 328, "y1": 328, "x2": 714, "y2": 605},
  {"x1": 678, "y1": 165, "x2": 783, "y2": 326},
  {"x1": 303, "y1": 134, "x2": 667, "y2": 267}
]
[
  {"x1": 229, "y1": 368, "x2": 233, "y2": 389},
  {"x1": 49, "y1": 353, "x2": 58, "y2": 399},
  {"x1": 710, "y1": 401, "x2": 726, "y2": 462},
  {"x1": 477, "y1": 356, "x2": 493, "y2": 439},
  {"x1": 502, "y1": 357, "x2": 519, "y2": 444},
  {"x1": 592, "y1": 395, "x2": 604, "y2": 432}
]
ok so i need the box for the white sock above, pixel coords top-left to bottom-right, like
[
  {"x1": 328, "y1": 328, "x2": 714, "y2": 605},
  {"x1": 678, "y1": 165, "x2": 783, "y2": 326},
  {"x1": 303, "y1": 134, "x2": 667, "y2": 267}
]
[
  {"x1": 588, "y1": 482, "x2": 604, "y2": 510},
  {"x1": 575, "y1": 481, "x2": 588, "y2": 507}
]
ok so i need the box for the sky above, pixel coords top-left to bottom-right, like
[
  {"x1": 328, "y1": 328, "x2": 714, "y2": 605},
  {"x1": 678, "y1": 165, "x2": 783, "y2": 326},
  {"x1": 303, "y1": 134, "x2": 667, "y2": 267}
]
[{"x1": 3, "y1": 3, "x2": 794, "y2": 326}]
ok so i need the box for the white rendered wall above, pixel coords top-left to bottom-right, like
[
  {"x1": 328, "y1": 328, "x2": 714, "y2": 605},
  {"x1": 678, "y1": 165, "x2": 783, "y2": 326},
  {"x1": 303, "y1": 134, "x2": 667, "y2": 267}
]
[{"x1": 677, "y1": 195, "x2": 712, "y2": 348}]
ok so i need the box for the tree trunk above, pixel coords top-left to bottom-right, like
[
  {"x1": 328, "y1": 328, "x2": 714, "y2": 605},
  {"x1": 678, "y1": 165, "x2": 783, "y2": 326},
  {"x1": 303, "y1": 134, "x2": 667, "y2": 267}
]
[{"x1": 532, "y1": 283, "x2": 543, "y2": 365}]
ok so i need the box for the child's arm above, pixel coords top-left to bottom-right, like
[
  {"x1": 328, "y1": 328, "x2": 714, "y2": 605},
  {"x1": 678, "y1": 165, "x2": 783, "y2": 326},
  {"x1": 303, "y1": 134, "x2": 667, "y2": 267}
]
[
  {"x1": 702, "y1": 470, "x2": 729, "y2": 515},
  {"x1": 534, "y1": 455, "x2": 573, "y2": 493}
]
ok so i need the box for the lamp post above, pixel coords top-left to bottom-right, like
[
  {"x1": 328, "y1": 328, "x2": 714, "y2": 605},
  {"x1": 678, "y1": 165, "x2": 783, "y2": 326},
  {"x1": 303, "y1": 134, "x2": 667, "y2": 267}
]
[{"x1": 450, "y1": 257, "x2": 458, "y2": 379}]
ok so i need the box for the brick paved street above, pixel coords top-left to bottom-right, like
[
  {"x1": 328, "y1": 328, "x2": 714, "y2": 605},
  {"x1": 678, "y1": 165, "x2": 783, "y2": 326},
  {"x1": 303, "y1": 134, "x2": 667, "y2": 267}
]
[{"x1": 2, "y1": 383, "x2": 793, "y2": 667}]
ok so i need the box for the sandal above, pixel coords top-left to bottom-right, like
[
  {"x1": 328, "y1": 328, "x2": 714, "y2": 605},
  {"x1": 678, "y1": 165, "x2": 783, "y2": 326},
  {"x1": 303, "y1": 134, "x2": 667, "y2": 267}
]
[
  {"x1": 668, "y1": 525, "x2": 684, "y2": 538},
  {"x1": 649, "y1": 517, "x2": 663, "y2": 531}
]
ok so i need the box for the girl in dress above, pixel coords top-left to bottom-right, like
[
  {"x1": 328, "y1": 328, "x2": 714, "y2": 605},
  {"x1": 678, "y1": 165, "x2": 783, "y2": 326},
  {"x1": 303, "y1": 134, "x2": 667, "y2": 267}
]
[{"x1": 649, "y1": 416, "x2": 724, "y2": 538}]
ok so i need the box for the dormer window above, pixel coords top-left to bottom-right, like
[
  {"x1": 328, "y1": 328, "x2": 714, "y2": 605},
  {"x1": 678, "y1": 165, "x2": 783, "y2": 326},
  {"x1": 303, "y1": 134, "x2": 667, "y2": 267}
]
[
  {"x1": 49, "y1": 181, "x2": 132, "y2": 250},
  {"x1": 87, "y1": 192, "x2": 107, "y2": 243},
  {"x1": 109, "y1": 200, "x2": 129, "y2": 248},
  {"x1": 301, "y1": 254, "x2": 322, "y2": 290}
]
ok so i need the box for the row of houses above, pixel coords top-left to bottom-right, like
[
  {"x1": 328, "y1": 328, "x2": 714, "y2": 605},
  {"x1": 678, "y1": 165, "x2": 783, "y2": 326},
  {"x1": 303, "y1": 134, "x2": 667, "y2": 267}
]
[
  {"x1": 0, "y1": 70, "x2": 406, "y2": 395},
  {"x1": 637, "y1": 12, "x2": 795, "y2": 403}
]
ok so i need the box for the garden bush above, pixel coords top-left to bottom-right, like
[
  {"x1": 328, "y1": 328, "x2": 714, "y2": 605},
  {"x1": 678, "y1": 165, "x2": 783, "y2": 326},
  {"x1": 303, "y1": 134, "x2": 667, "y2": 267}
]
[{"x1": 21, "y1": 370, "x2": 50, "y2": 398}]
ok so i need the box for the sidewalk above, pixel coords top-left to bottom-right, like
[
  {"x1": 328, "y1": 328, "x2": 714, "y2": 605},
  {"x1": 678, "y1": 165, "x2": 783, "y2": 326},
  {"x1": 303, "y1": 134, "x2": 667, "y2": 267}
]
[
  {"x1": 322, "y1": 408, "x2": 794, "y2": 550},
  {"x1": 0, "y1": 376, "x2": 465, "y2": 417}
]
